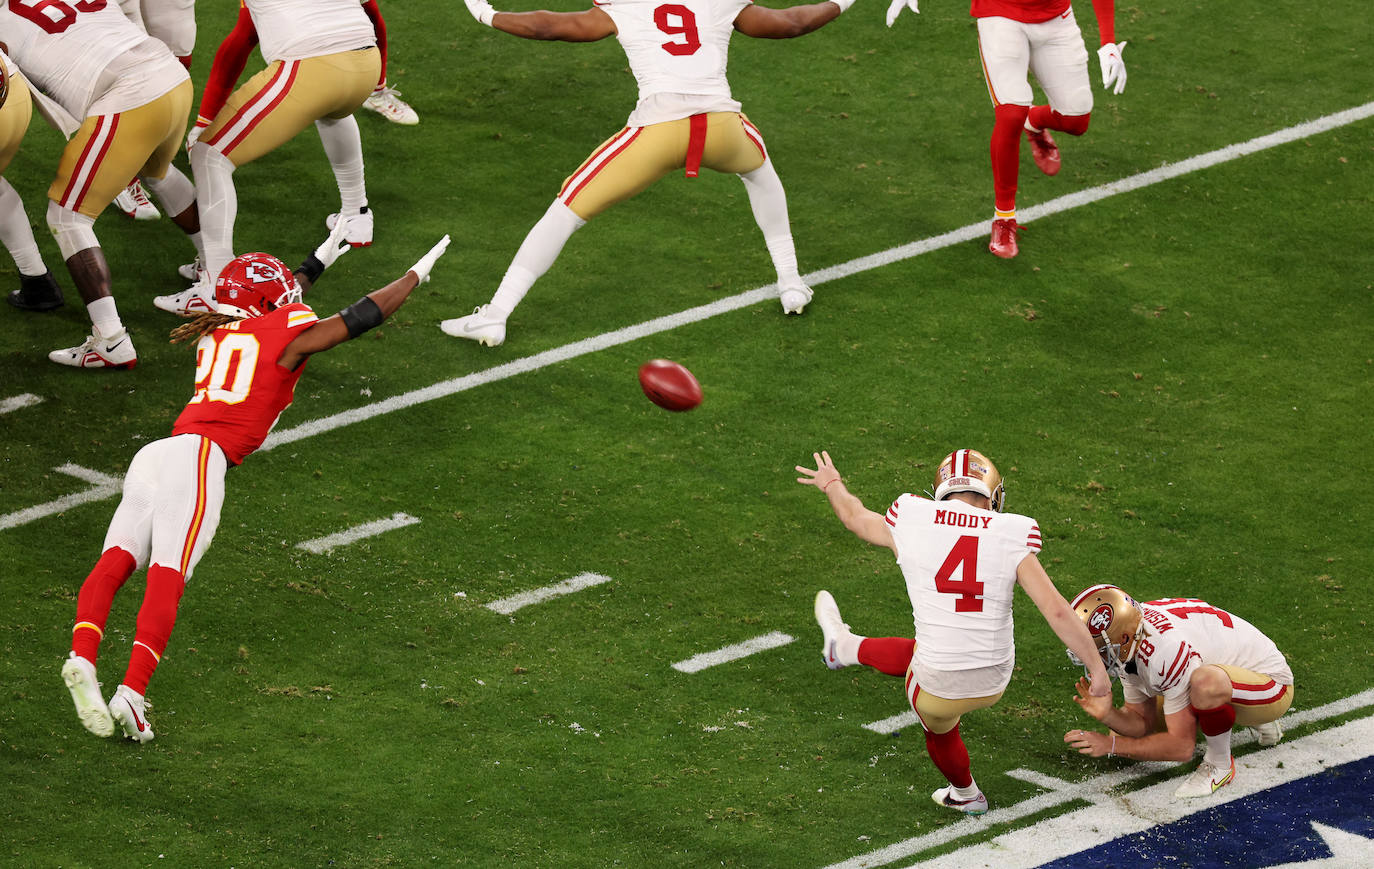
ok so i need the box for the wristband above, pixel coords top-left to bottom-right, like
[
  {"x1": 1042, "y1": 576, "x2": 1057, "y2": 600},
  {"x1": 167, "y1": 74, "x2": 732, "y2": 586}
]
[
  {"x1": 822, "y1": 477, "x2": 841, "y2": 492},
  {"x1": 339, "y1": 295, "x2": 384, "y2": 338},
  {"x1": 296, "y1": 254, "x2": 325, "y2": 287}
]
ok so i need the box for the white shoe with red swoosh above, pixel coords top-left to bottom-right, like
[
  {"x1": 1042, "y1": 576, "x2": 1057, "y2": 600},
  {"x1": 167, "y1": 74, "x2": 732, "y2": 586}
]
[{"x1": 109, "y1": 685, "x2": 155, "y2": 743}]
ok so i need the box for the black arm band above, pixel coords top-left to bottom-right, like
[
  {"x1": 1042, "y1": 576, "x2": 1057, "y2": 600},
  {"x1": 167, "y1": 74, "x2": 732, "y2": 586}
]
[
  {"x1": 339, "y1": 295, "x2": 384, "y2": 339},
  {"x1": 296, "y1": 254, "x2": 326, "y2": 287}
]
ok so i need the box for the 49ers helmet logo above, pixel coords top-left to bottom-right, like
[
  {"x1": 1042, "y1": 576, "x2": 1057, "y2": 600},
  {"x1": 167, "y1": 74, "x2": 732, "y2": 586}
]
[{"x1": 1088, "y1": 604, "x2": 1114, "y2": 635}]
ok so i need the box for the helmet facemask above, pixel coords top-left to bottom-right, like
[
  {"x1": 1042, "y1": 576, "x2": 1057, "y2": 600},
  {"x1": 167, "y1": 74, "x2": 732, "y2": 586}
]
[{"x1": 1066, "y1": 584, "x2": 1144, "y2": 680}]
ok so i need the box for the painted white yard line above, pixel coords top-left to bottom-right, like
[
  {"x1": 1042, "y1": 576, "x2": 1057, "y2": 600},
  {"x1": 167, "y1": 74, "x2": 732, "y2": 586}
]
[
  {"x1": 0, "y1": 464, "x2": 123, "y2": 531},
  {"x1": 826, "y1": 687, "x2": 1374, "y2": 869},
  {"x1": 259, "y1": 102, "x2": 1374, "y2": 454},
  {"x1": 672, "y1": 631, "x2": 795, "y2": 673},
  {"x1": 0, "y1": 393, "x2": 42, "y2": 415},
  {"x1": 295, "y1": 511, "x2": 421, "y2": 554},
  {"x1": 485, "y1": 571, "x2": 613, "y2": 615}
]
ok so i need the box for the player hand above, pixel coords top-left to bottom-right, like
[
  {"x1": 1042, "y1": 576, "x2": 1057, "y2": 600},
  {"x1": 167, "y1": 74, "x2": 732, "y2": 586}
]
[
  {"x1": 313, "y1": 217, "x2": 352, "y2": 270},
  {"x1": 408, "y1": 235, "x2": 452, "y2": 284},
  {"x1": 796, "y1": 450, "x2": 842, "y2": 492},
  {"x1": 1073, "y1": 676, "x2": 1113, "y2": 720},
  {"x1": 1064, "y1": 728, "x2": 1112, "y2": 757},
  {"x1": 885, "y1": 0, "x2": 918, "y2": 27},
  {"x1": 464, "y1": 0, "x2": 497, "y2": 26},
  {"x1": 186, "y1": 120, "x2": 209, "y2": 152},
  {"x1": 1097, "y1": 41, "x2": 1127, "y2": 95}
]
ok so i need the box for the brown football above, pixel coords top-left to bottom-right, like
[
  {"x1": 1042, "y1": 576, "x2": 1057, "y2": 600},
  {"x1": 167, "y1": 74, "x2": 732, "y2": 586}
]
[{"x1": 638, "y1": 359, "x2": 702, "y2": 412}]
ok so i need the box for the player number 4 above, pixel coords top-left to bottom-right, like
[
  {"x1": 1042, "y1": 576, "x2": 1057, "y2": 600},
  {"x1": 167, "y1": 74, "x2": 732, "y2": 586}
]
[{"x1": 934, "y1": 535, "x2": 985, "y2": 612}]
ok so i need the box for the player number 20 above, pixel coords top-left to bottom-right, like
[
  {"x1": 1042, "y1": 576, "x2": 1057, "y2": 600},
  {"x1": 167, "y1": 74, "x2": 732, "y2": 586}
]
[
  {"x1": 654, "y1": 4, "x2": 701, "y2": 56},
  {"x1": 190, "y1": 333, "x2": 261, "y2": 406}
]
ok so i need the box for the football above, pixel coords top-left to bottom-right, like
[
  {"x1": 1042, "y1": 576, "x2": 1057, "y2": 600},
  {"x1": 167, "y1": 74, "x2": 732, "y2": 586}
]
[{"x1": 637, "y1": 359, "x2": 702, "y2": 412}]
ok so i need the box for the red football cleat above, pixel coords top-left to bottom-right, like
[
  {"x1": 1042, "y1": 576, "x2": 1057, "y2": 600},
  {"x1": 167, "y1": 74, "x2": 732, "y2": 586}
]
[
  {"x1": 989, "y1": 218, "x2": 1020, "y2": 259},
  {"x1": 1025, "y1": 126, "x2": 1061, "y2": 176}
]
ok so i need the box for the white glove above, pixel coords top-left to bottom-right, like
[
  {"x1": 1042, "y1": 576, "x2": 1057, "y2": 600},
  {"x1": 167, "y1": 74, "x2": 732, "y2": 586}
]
[
  {"x1": 885, "y1": 0, "x2": 917, "y2": 27},
  {"x1": 409, "y1": 235, "x2": 451, "y2": 284},
  {"x1": 464, "y1": 0, "x2": 497, "y2": 26},
  {"x1": 185, "y1": 120, "x2": 209, "y2": 152},
  {"x1": 312, "y1": 215, "x2": 352, "y2": 270},
  {"x1": 1097, "y1": 41, "x2": 1127, "y2": 95}
]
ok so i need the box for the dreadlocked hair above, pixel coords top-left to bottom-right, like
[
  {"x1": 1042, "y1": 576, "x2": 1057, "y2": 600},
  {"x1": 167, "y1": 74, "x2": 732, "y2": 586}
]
[{"x1": 169, "y1": 312, "x2": 242, "y2": 344}]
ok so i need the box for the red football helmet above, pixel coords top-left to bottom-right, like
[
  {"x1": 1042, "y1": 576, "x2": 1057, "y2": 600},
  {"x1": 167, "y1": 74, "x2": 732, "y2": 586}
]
[{"x1": 214, "y1": 252, "x2": 301, "y2": 318}]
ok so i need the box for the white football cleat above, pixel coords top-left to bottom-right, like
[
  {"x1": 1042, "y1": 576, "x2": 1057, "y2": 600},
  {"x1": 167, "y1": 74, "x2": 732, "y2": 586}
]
[
  {"x1": 324, "y1": 207, "x2": 374, "y2": 247},
  {"x1": 108, "y1": 685, "x2": 155, "y2": 743},
  {"x1": 112, "y1": 180, "x2": 160, "y2": 220},
  {"x1": 154, "y1": 282, "x2": 217, "y2": 317},
  {"x1": 1252, "y1": 720, "x2": 1283, "y2": 746},
  {"x1": 932, "y1": 785, "x2": 989, "y2": 815},
  {"x1": 813, "y1": 590, "x2": 851, "y2": 670},
  {"x1": 780, "y1": 282, "x2": 813, "y2": 315},
  {"x1": 61, "y1": 652, "x2": 114, "y2": 738},
  {"x1": 49, "y1": 328, "x2": 138, "y2": 370},
  {"x1": 1174, "y1": 757, "x2": 1235, "y2": 798},
  {"x1": 440, "y1": 305, "x2": 506, "y2": 347},
  {"x1": 177, "y1": 255, "x2": 207, "y2": 283},
  {"x1": 362, "y1": 85, "x2": 419, "y2": 126}
]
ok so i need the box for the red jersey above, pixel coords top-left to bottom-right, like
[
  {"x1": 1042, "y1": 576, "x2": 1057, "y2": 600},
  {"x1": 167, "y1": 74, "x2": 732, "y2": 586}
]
[
  {"x1": 970, "y1": 0, "x2": 1072, "y2": 24},
  {"x1": 172, "y1": 303, "x2": 319, "y2": 464}
]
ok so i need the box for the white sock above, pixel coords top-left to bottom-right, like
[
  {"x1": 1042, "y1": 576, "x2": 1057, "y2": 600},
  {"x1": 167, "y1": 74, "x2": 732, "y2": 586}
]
[
  {"x1": 190, "y1": 142, "x2": 239, "y2": 280},
  {"x1": 315, "y1": 116, "x2": 367, "y2": 214},
  {"x1": 488, "y1": 201, "x2": 586, "y2": 318},
  {"x1": 739, "y1": 159, "x2": 801, "y2": 286},
  {"x1": 0, "y1": 179, "x2": 46, "y2": 275},
  {"x1": 1203, "y1": 733, "x2": 1232, "y2": 768},
  {"x1": 834, "y1": 632, "x2": 863, "y2": 668},
  {"x1": 140, "y1": 165, "x2": 196, "y2": 217},
  {"x1": 87, "y1": 296, "x2": 122, "y2": 338},
  {"x1": 950, "y1": 779, "x2": 981, "y2": 800}
]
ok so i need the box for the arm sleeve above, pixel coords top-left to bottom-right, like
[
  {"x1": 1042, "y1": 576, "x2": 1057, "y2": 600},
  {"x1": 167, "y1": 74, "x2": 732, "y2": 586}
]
[
  {"x1": 1090, "y1": 0, "x2": 1116, "y2": 45},
  {"x1": 360, "y1": 0, "x2": 387, "y2": 86},
  {"x1": 195, "y1": 3, "x2": 260, "y2": 126}
]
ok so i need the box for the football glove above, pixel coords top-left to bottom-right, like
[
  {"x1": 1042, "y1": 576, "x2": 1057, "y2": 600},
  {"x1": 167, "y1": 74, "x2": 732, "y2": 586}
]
[
  {"x1": 885, "y1": 0, "x2": 917, "y2": 27},
  {"x1": 312, "y1": 216, "x2": 352, "y2": 270},
  {"x1": 464, "y1": 0, "x2": 497, "y2": 26},
  {"x1": 185, "y1": 119, "x2": 209, "y2": 152},
  {"x1": 409, "y1": 235, "x2": 452, "y2": 284},
  {"x1": 1097, "y1": 41, "x2": 1127, "y2": 95}
]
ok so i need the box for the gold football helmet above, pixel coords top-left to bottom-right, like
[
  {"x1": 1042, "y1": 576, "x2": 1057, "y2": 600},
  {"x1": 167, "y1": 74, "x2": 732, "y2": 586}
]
[
  {"x1": 1068, "y1": 584, "x2": 1144, "y2": 679},
  {"x1": 932, "y1": 449, "x2": 1005, "y2": 512}
]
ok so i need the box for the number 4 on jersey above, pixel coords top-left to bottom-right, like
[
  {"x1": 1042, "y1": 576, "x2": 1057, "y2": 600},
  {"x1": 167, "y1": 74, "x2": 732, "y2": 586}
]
[{"x1": 934, "y1": 535, "x2": 985, "y2": 612}]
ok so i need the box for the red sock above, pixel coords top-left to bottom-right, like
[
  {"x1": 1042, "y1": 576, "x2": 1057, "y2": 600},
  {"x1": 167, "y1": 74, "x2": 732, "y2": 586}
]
[
  {"x1": 991, "y1": 104, "x2": 1030, "y2": 214},
  {"x1": 361, "y1": 0, "x2": 388, "y2": 88},
  {"x1": 177, "y1": 54, "x2": 192, "y2": 71},
  {"x1": 1027, "y1": 105, "x2": 1091, "y2": 136},
  {"x1": 924, "y1": 723, "x2": 974, "y2": 789},
  {"x1": 1191, "y1": 702, "x2": 1237, "y2": 736},
  {"x1": 72, "y1": 547, "x2": 137, "y2": 664},
  {"x1": 122, "y1": 564, "x2": 186, "y2": 695},
  {"x1": 857, "y1": 637, "x2": 915, "y2": 676}
]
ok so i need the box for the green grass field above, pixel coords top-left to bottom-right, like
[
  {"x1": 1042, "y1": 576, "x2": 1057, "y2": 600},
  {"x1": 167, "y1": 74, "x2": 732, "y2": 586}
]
[{"x1": 1, "y1": 2, "x2": 1371, "y2": 866}]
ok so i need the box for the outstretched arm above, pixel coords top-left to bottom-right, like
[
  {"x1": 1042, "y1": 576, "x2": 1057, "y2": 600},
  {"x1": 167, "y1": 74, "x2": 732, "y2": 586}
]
[
  {"x1": 796, "y1": 451, "x2": 895, "y2": 550},
  {"x1": 1016, "y1": 554, "x2": 1111, "y2": 695},
  {"x1": 278, "y1": 236, "x2": 451, "y2": 370},
  {"x1": 735, "y1": 1, "x2": 852, "y2": 39},
  {"x1": 464, "y1": 0, "x2": 616, "y2": 42}
]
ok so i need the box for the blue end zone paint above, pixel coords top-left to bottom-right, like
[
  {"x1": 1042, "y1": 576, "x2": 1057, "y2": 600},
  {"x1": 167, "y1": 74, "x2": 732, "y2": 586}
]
[{"x1": 1041, "y1": 756, "x2": 1374, "y2": 868}]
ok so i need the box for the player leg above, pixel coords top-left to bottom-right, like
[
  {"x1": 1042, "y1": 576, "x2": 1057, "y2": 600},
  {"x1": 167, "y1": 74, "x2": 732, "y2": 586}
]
[
  {"x1": 0, "y1": 77, "x2": 64, "y2": 311},
  {"x1": 136, "y1": 80, "x2": 204, "y2": 270},
  {"x1": 359, "y1": 0, "x2": 419, "y2": 126},
  {"x1": 45, "y1": 111, "x2": 156, "y2": 369},
  {"x1": 1224, "y1": 664, "x2": 1293, "y2": 746},
  {"x1": 813, "y1": 590, "x2": 916, "y2": 674},
  {"x1": 978, "y1": 16, "x2": 1034, "y2": 258},
  {"x1": 442, "y1": 122, "x2": 683, "y2": 346},
  {"x1": 1024, "y1": 14, "x2": 1093, "y2": 177},
  {"x1": 316, "y1": 47, "x2": 383, "y2": 246},
  {"x1": 911, "y1": 682, "x2": 1003, "y2": 814},
  {"x1": 111, "y1": 435, "x2": 227, "y2": 743},
  {"x1": 1174, "y1": 664, "x2": 1239, "y2": 797}
]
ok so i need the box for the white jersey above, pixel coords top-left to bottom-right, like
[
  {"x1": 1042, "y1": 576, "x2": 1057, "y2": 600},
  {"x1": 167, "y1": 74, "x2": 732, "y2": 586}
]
[
  {"x1": 595, "y1": 0, "x2": 750, "y2": 126},
  {"x1": 244, "y1": 0, "x2": 374, "y2": 64},
  {"x1": 1121, "y1": 598, "x2": 1293, "y2": 715},
  {"x1": 887, "y1": 495, "x2": 1042, "y2": 681},
  {"x1": 0, "y1": 1, "x2": 185, "y2": 118}
]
